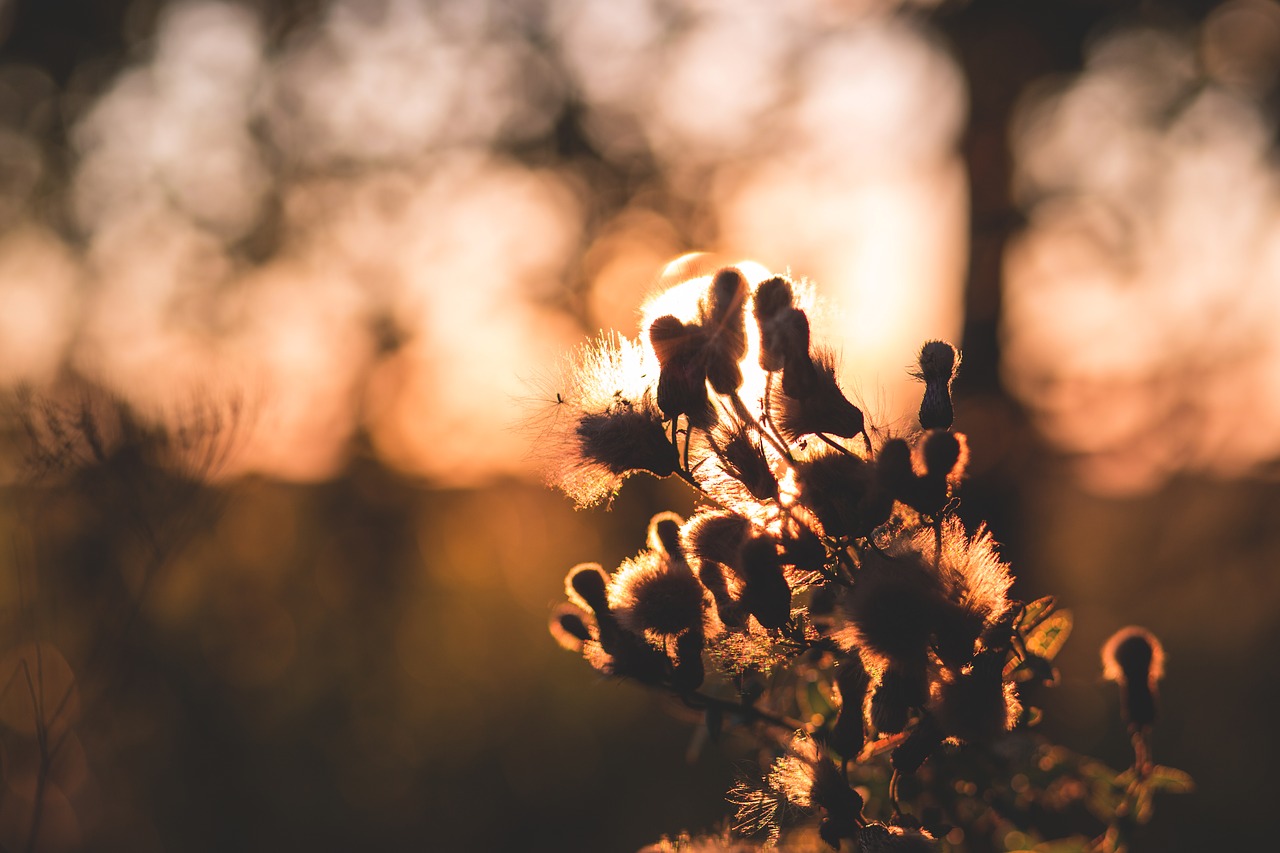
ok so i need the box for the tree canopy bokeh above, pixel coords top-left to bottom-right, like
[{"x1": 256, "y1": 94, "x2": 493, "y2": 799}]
[{"x1": 0, "y1": 0, "x2": 1277, "y2": 850}]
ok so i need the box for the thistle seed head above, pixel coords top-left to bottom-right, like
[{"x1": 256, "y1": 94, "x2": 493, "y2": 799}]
[{"x1": 609, "y1": 550, "x2": 707, "y2": 637}]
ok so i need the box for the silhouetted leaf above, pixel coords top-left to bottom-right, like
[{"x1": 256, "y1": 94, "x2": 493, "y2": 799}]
[
  {"x1": 1147, "y1": 765, "x2": 1194, "y2": 794},
  {"x1": 1024, "y1": 610, "x2": 1072, "y2": 662},
  {"x1": 1016, "y1": 595, "x2": 1057, "y2": 633}
]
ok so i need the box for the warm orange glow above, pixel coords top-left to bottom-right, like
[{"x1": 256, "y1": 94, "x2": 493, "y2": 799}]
[
  {"x1": 1005, "y1": 13, "x2": 1280, "y2": 494},
  {"x1": 2, "y1": 0, "x2": 966, "y2": 487}
]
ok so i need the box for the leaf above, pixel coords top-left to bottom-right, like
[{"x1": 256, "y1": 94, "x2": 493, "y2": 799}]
[
  {"x1": 1019, "y1": 705, "x2": 1044, "y2": 727},
  {"x1": 1134, "y1": 783, "x2": 1155, "y2": 823},
  {"x1": 1025, "y1": 610, "x2": 1073, "y2": 663},
  {"x1": 1146, "y1": 765, "x2": 1194, "y2": 794},
  {"x1": 1017, "y1": 596, "x2": 1057, "y2": 633},
  {"x1": 1035, "y1": 838, "x2": 1092, "y2": 853},
  {"x1": 1010, "y1": 653, "x2": 1059, "y2": 685},
  {"x1": 797, "y1": 675, "x2": 835, "y2": 722}
]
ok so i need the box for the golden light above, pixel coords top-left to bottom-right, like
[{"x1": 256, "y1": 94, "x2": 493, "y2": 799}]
[{"x1": 1004, "y1": 14, "x2": 1280, "y2": 494}]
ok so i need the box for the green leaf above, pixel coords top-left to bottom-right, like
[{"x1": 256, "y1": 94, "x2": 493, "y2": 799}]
[
  {"x1": 1025, "y1": 610, "x2": 1073, "y2": 662},
  {"x1": 1146, "y1": 765, "x2": 1195, "y2": 794},
  {"x1": 1134, "y1": 783, "x2": 1155, "y2": 823},
  {"x1": 797, "y1": 676, "x2": 835, "y2": 721},
  {"x1": 1017, "y1": 596, "x2": 1057, "y2": 632}
]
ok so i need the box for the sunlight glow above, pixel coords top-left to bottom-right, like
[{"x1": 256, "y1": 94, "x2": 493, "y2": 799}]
[
  {"x1": 4, "y1": 0, "x2": 965, "y2": 485},
  {"x1": 1005, "y1": 11, "x2": 1280, "y2": 494}
]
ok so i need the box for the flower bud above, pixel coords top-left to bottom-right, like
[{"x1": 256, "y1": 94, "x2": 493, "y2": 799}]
[
  {"x1": 921, "y1": 431, "x2": 967, "y2": 480},
  {"x1": 739, "y1": 537, "x2": 792, "y2": 629},
  {"x1": 650, "y1": 315, "x2": 715, "y2": 427},
  {"x1": 609, "y1": 552, "x2": 707, "y2": 637},
  {"x1": 684, "y1": 511, "x2": 751, "y2": 569},
  {"x1": 691, "y1": 557, "x2": 743, "y2": 628},
  {"x1": 753, "y1": 276, "x2": 796, "y2": 372},
  {"x1": 778, "y1": 311, "x2": 819, "y2": 397},
  {"x1": 704, "y1": 268, "x2": 749, "y2": 394},
  {"x1": 828, "y1": 656, "x2": 870, "y2": 759},
  {"x1": 577, "y1": 408, "x2": 680, "y2": 480},
  {"x1": 1102, "y1": 626, "x2": 1164, "y2": 729},
  {"x1": 772, "y1": 350, "x2": 866, "y2": 442},
  {"x1": 913, "y1": 340, "x2": 959, "y2": 430},
  {"x1": 648, "y1": 511, "x2": 685, "y2": 559},
  {"x1": 871, "y1": 664, "x2": 928, "y2": 735},
  {"x1": 937, "y1": 651, "x2": 1020, "y2": 743},
  {"x1": 717, "y1": 428, "x2": 779, "y2": 502},
  {"x1": 549, "y1": 603, "x2": 592, "y2": 652},
  {"x1": 797, "y1": 452, "x2": 892, "y2": 540},
  {"x1": 811, "y1": 759, "x2": 864, "y2": 848},
  {"x1": 567, "y1": 563, "x2": 610, "y2": 615}
]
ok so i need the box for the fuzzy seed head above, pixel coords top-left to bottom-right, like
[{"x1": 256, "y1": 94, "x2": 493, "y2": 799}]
[
  {"x1": 772, "y1": 350, "x2": 865, "y2": 441},
  {"x1": 577, "y1": 407, "x2": 680, "y2": 479},
  {"x1": 543, "y1": 332, "x2": 678, "y2": 507},
  {"x1": 609, "y1": 551, "x2": 707, "y2": 637}
]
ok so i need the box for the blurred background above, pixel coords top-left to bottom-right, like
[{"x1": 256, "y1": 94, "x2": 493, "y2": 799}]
[{"x1": 0, "y1": 0, "x2": 1277, "y2": 849}]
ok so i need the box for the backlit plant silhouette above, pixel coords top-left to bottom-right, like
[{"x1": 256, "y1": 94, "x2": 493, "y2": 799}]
[{"x1": 544, "y1": 264, "x2": 1191, "y2": 852}]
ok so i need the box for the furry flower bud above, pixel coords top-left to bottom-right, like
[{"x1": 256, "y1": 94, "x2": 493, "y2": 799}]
[
  {"x1": 703, "y1": 268, "x2": 749, "y2": 394},
  {"x1": 914, "y1": 340, "x2": 959, "y2": 430},
  {"x1": 650, "y1": 315, "x2": 715, "y2": 428},
  {"x1": 1102, "y1": 626, "x2": 1164, "y2": 729}
]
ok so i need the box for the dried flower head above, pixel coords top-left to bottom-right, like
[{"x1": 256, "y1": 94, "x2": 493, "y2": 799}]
[
  {"x1": 543, "y1": 258, "x2": 1188, "y2": 851},
  {"x1": 608, "y1": 549, "x2": 707, "y2": 638},
  {"x1": 543, "y1": 333, "x2": 679, "y2": 507},
  {"x1": 770, "y1": 349, "x2": 866, "y2": 443}
]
